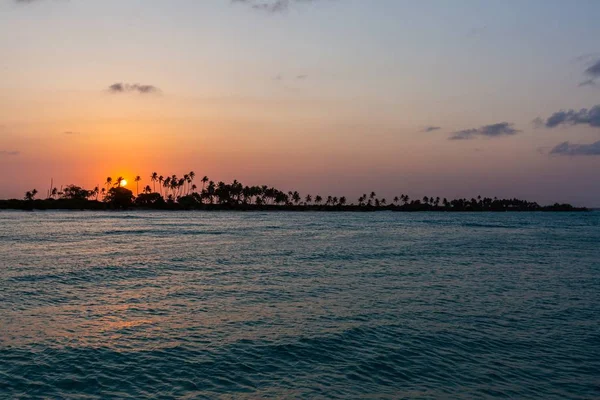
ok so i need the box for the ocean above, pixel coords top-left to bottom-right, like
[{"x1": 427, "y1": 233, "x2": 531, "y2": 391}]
[{"x1": 1, "y1": 211, "x2": 598, "y2": 399}]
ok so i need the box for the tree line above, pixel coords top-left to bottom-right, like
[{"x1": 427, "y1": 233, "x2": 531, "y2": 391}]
[{"x1": 10, "y1": 171, "x2": 584, "y2": 212}]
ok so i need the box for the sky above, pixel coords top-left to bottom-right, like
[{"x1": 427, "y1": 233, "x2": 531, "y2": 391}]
[{"x1": 1, "y1": 0, "x2": 599, "y2": 206}]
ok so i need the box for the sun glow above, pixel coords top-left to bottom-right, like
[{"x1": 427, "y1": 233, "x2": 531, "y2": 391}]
[{"x1": 120, "y1": 179, "x2": 128, "y2": 187}]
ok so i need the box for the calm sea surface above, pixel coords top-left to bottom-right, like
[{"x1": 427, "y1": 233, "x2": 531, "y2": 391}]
[{"x1": 0, "y1": 211, "x2": 599, "y2": 399}]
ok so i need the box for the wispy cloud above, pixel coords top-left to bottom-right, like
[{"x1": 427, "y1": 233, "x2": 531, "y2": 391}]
[
  {"x1": 107, "y1": 82, "x2": 161, "y2": 95},
  {"x1": 232, "y1": 0, "x2": 321, "y2": 13},
  {"x1": 539, "y1": 105, "x2": 600, "y2": 129},
  {"x1": 550, "y1": 140, "x2": 600, "y2": 156},
  {"x1": 63, "y1": 131, "x2": 81, "y2": 135},
  {"x1": 467, "y1": 26, "x2": 487, "y2": 38},
  {"x1": 578, "y1": 57, "x2": 600, "y2": 87},
  {"x1": 449, "y1": 122, "x2": 520, "y2": 140},
  {"x1": 0, "y1": 150, "x2": 20, "y2": 157},
  {"x1": 422, "y1": 126, "x2": 441, "y2": 133}
]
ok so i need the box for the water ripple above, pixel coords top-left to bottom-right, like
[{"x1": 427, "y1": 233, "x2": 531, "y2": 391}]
[{"x1": 0, "y1": 211, "x2": 599, "y2": 399}]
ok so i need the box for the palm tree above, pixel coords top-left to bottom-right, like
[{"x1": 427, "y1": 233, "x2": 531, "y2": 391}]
[
  {"x1": 105, "y1": 177, "x2": 113, "y2": 192},
  {"x1": 151, "y1": 172, "x2": 158, "y2": 193},
  {"x1": 201, "y1": 176, "x2": 209, "y2": 191},
  {"x1": 188, "y1": 171, "x2": 195, "y2": 194},
  {"x1": 393, "y1": 196, "x2": 399, "y2": 205},
  {"x1": 315, "y1": 195, "x2": 323, "y2": 205},
  {"x1": 183, "y1": 174, "x2": 190, "y2": 194},
  {"x1": 339, "y1": 196, "x2": 347, "y2": 206},
  {"x1": 158, "y1": 175, "x2": 164, "y2": 196},
  {"x1": 163, "y1": 177, "x2": 171, "y2": 199},
  {"x1": 207, "y1": 181, "x2": 216, "y2": 204},
  {"x1": 305, "y1": 194, "x2": 312, "y2": 205},
  {"x1": 292, "y1": 191, "x2": 301, "y2": 205},
  {"x1": 135, "y1": 175, "x2": 141, "y2": 196},
  {"x1": 24, "y1": 189, "x2": 38, "y2": 201},
  {"x1": 115, "y1": 176, "x2": 124, "y2": 188},
  {"x1": 101, "y1": 187, "x2": 106, "y2": 199}
]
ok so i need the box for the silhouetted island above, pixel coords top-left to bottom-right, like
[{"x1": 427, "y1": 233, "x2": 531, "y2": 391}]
[{"x1": 0, "y1": 172, "x2": 587, "y2": 212}]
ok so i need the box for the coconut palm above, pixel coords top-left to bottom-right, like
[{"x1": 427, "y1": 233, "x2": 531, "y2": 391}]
[
  {"x1": 24, "y1": 189, "x2": 38, "y2": 201},
  {"x1": 105, "y1": 177, "x2": 113, "y2": 192},
  {"x1": 151, "y1": 172, "x2": 158, "y2": 192},
  {"x1": 134, "y1": 175, "x2": 141, "y2": 196}
]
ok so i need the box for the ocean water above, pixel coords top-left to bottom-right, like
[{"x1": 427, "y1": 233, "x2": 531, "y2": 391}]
[{"x1": 0, "y1": 211, "x2": 599, "y2": 399}]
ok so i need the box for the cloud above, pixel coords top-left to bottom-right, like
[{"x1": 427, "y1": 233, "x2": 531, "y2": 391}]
[
  {"x1": 579, "y1": 57, "x2": 600, "y2": 86},
  {"x1": 584, "y1": 59, "x2": 600, "y2": 78},
  {"x1": 467, "y1": 26, "x2": 487, "y2": 38},
  {"x1": 0, "y1": 150, "x2": 20, "y2": 157},
  {"x1": 63, "y1": 131, "x2": 81, "y2": 135},
  {"x1": 107, "y1": 82, "x2": 161, "y2": 95},
  {"x1": 550, "y1": 140, "x2": 600, "y2": 156},
  {"x1": 422, "y1": 126, "x2": 441, "y2": 133},
  {"x1": 579, "y1": 79, "x2": 596, "y2": 87},
  {"x1": 296, "y1": 74, "x2": 308, "y2": 80},
  {"x1": 232, "y1": 0, "x2": 321, "y2": 13},
  {"x1": 540, "y1": 105, "x2": 600, "y2": 129},
  {"x1": 449, "y1": 122, "x2": 520, "y2": 140}
]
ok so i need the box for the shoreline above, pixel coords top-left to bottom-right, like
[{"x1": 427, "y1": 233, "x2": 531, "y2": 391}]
[{"x1": 0, "y1": 199, "x2": 588, "y2": 212}]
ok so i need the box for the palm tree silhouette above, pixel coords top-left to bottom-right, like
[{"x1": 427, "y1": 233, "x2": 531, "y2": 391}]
[
  {"x1": 115, "y1": 176, "x2": 124, "y2": 188},
  {"x1": 105, "y1": 177, "x2": 112, "y2": 193},
  {"x1": 135, "y1": 176, "x2": 141, "y2": 196},
  {"x1": 151, "y1": 172, "x2": 158, "y2": 193},
  {"x1": 27, "y1": 189, "x2": 38, "y2": 201}
]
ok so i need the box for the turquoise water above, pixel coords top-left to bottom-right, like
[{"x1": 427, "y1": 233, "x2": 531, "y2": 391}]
[{"x1": 0, "y1": 211, "x2": 599, "y2": 399}]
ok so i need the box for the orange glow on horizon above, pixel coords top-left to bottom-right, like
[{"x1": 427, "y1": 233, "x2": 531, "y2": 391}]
[{"x1": 120, "y1": 179, "x2": 128, "y2": 187}]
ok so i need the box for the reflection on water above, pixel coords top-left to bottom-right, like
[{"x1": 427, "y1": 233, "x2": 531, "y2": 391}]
[{"x1": 1, "y1": 211, "x2": 599, "y2": 398}]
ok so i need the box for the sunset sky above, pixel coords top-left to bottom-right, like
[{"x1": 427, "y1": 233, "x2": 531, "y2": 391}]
[{"x1": 1, "y1": 0, "x2": 599, "y2": 205}]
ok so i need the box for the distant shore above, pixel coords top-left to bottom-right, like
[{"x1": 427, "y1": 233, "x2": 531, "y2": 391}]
[{"x1": 0, "y1": 199, "x2": 587, "y2": 212}]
